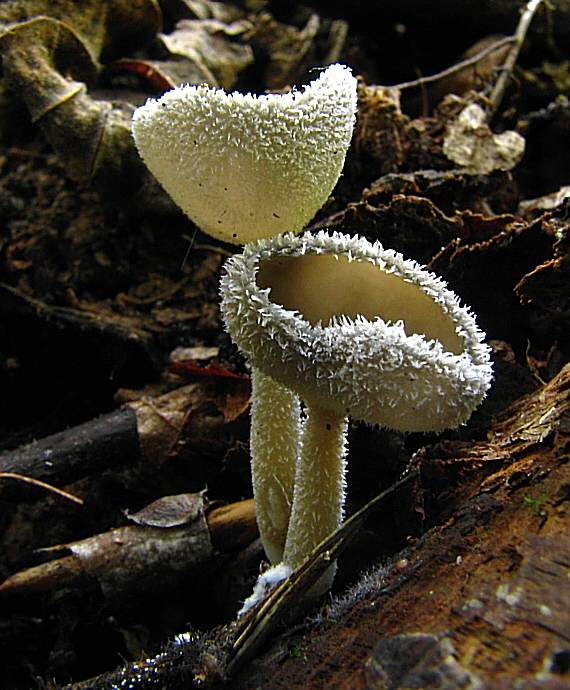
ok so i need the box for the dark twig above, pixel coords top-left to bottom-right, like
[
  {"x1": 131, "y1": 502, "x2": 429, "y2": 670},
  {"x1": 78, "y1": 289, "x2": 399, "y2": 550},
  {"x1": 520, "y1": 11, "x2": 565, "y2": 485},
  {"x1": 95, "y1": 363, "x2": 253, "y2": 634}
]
[{"x1": 390, "y1": 36, "x2": 515, "y2": 91}]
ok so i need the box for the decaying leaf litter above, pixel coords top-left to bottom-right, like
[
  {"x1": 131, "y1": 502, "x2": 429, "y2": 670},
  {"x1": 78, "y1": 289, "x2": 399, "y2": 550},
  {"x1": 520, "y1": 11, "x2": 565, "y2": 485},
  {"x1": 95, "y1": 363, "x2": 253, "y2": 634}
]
[{"x1": 0, "y1": 0, "x2": 568, "y2": 688}]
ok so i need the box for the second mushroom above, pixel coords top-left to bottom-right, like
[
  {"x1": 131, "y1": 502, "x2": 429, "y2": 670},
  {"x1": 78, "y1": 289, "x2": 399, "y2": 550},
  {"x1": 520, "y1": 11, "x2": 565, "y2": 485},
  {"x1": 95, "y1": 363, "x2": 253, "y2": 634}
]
[{"x1": 221, "y1": 230, "x2": 493, "y2": 610}]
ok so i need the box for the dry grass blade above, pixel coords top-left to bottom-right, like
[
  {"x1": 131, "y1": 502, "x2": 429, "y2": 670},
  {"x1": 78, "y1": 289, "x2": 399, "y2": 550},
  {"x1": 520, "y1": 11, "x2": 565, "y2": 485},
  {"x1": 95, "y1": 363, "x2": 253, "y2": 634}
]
[{"x1": 0, "y1": 472, "x2": 84, "y2": 505}]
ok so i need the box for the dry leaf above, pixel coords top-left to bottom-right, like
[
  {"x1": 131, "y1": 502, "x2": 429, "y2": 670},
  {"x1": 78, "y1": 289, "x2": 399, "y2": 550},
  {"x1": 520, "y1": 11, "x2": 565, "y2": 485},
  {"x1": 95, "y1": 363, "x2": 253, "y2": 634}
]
[
  {"x1": 0, "y1": 0, "x2": 161, "y2": 65},
  {"x1": 0, "y1": 17, "x2": 154, "y2": 207},
  {"x1": 159, "y1": 18, "x2": 254, "y2": 88},
  {"x1": 443, "y1": 102, "x2": 525, "y2": 174}
]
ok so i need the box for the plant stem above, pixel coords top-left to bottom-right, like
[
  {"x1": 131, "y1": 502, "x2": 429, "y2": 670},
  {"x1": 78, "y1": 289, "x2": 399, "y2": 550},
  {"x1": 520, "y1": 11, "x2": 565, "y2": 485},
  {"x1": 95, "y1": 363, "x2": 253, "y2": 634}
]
[
  {"x1": 283, "y1": 404, "x2": 348, "y2": 576},
  {"x1": 250, "y1": 368, "x2": 300, "y2": 564}
]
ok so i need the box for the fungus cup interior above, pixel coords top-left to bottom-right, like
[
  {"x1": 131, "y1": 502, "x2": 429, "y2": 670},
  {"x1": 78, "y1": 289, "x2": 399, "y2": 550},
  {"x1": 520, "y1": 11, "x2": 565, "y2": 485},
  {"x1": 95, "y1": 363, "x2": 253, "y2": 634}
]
[{"x1": 256, "y1": 254, "x2": 464, "y2": 355}]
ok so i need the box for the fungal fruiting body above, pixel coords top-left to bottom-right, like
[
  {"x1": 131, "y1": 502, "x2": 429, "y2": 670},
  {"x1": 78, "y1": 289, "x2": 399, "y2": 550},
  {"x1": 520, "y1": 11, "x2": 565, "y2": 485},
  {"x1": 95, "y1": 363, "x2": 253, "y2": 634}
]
[
  {"x1": 221, "y1": 231, "x2": 493, "y2": 610},
  {"x1": 131, "y1": 64, "x2": 358, "y2": 244},
  {"x1": 221, "y1": 231, "x2": 493, "y2": 433},
  {"x1": 131, "y1": 64, "x2": 359, "y2": 574}
]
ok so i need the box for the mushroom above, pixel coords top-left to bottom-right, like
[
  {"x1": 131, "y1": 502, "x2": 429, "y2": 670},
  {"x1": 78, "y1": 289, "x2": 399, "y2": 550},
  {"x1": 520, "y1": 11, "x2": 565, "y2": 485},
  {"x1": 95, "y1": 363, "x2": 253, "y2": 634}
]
[
  {"x1": 221, "y1": 230, "x2": 493, "y2": 608},
  {"x1": 131, "y1": 64, "x2": 358, "y2": 567},
  {"x1": 131, "y1": 64, "x2": 358, "y2": 245}
]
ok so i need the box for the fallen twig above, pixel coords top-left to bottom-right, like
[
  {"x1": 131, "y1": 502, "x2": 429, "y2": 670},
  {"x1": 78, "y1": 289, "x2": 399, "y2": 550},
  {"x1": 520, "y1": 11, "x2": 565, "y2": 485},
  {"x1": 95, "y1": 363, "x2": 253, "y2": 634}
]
[
  {"x1": 488, "y1": 0, "x2": 544, "y2": 115},
  {"x1": 0, "y1": 497, "x2": 256, "y2": 599},
  {"x1": 390, "y1": 35, "x2": 515, "y2": 91}
]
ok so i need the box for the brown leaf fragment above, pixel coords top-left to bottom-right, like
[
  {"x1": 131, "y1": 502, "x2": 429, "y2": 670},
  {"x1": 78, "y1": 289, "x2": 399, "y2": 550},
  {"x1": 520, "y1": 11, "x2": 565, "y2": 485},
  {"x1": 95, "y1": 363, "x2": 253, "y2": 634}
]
[
  {"x1": 515, "y1": 224, "x2": 570, "y2": 337},
  {"x1": 310, "y1": 194, "x2": 462, "y2": 265},
  {"x1": 456, "y1": 209, "x2": 520, "y2": 243},
  {"x1": 158, "y1": 17, "x2": 254, "y2": 88},
  {"x1": 361, "y1": 170, "x2": 512, "y2": 217},
  {"x1": 433, "y1": 362, "x2": 569, "y2": 471},
  {"x1": 181, "y1": 0, "x2": 247, "y2": 22},
  {"x1": 247, "y1": 12, "x2": 321, "y2": 90},
  {"x1": 354, "y1": 83, "x2": 407, "y2": 175},
  {"x1": 125, "y1": 492, "x2": 204, "y2": 527},
  {"x1": 519, "y1": 186, "x2": 570, "y2": 216},
  {"x1": 429, "y1": 215, "x2": 555, "y2": 349}
]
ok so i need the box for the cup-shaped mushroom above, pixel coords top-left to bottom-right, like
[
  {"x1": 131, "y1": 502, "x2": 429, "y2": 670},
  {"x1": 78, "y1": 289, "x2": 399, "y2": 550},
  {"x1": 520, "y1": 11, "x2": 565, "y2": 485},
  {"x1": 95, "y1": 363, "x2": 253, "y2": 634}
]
[
  {"x1": 221, "y1": 231, "x2": 493, "y2": 582},
  {"x1": 221, "y1": 230, "x2": 493, "y2": 434},
  {"x1": 131, "y1": 64, "x2": 357, "y2": 245}
]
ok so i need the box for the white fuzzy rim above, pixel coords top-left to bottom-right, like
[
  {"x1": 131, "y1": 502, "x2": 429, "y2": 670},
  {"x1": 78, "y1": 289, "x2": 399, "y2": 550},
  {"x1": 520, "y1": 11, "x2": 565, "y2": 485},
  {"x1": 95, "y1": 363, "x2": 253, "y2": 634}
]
[{"x1": 220, "y1": 231, "x2": 493, "y2": 432}]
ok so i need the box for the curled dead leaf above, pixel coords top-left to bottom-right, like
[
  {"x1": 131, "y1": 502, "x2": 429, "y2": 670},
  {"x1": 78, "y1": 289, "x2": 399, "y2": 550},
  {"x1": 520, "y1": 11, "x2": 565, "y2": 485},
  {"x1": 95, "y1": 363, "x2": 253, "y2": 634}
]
[
  {"x1": 443, "y1": 102, "x2": 525, "y2": 174},
  {"x1": 158, "y1": 18, "x2": 254, "y2": 89},
  {"x1": 0, "y1": 0, "x2": 161, "y2": 65},
  {"x1": 0, "y1": 16, "x2": 98, "y2": 122},
  {"x1": 0, "y1": 17, "x2": 154, "y2": 207},
  {"x1": 125, "y1": 492, "x2": 204, "y2": 527}
]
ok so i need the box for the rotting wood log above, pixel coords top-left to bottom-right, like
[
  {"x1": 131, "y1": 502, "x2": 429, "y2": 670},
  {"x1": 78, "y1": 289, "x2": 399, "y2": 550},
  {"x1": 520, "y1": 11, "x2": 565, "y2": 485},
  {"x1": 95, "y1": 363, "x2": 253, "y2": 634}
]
[
  {"x1": 227, "y1": 365, "x2": 570, "y2": 690},
  {"x1": 60, "y1": 364, "x2": 569, "y2": 689}
]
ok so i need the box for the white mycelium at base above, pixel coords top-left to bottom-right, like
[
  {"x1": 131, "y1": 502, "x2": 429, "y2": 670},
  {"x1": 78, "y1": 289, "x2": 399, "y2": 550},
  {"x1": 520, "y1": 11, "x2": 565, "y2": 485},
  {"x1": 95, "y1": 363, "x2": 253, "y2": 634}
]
[
  {"x1": 239, "y1": 563, "x2": 292, "y2": 617},
  {"x1": 132, "y1": 65, "x2": 357, "y2": 244}
]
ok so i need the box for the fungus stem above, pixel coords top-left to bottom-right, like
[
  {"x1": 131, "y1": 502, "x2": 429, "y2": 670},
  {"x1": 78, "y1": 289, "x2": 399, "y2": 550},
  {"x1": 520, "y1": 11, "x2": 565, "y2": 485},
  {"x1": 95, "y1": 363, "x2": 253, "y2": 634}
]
[
  {"x1": 283, "y1": 405, "x2": 348, "y2": 576},
  {"x1": 250, "y1": 368, "x2": 300, "y2": 564}
]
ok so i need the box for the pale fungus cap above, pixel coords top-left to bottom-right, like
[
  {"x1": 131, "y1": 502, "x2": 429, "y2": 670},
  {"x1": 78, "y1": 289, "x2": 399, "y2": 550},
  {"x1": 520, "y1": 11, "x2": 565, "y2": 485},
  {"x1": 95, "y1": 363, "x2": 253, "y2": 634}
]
[
  {"x1": 220, "y1": 231, "x2": 493, "y2": 432},
  {"x1": 131, "y1": 64, "x2": 357, "y2": 244}
]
